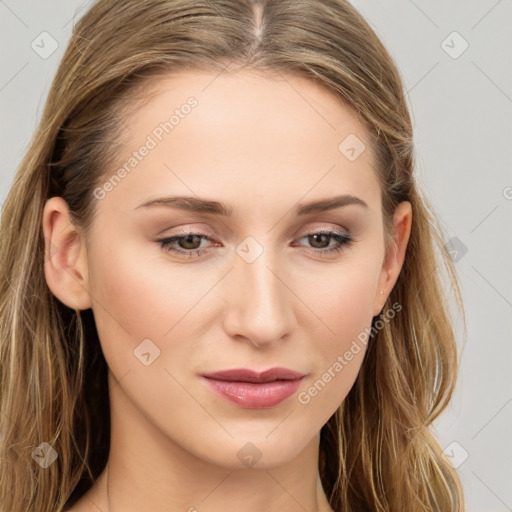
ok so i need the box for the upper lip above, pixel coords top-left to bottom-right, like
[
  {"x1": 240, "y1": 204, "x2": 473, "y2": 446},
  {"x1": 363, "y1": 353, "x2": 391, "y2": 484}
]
[{"x1": 202, "y1": 367, "x2": 306, "y2": 383}]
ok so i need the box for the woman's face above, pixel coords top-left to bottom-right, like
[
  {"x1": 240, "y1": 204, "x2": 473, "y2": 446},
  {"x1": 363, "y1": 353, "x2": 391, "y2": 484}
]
[{"x1": 48, "y1": 69, "x2": 410, "y2": 469}]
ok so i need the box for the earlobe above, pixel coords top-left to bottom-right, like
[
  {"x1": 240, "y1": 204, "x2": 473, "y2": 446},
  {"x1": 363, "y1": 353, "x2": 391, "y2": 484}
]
[
  {"x1": 373, "y1": 201, "x2": 412, "y2": 316},
  {"x1": 42, "y1": 197, "x2": 93, "y2": 311}
]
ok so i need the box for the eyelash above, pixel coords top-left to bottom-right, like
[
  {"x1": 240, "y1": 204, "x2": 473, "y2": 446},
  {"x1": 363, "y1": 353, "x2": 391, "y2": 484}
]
[{"x1": 156, "y1": 228, "x2": 355, "y2": 258}]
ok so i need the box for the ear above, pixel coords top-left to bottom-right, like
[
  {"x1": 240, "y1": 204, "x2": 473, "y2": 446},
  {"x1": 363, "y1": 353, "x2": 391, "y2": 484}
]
[
  {"x1": 42, "y1": 197, "x2": 93, "y2": 310},
  {"x1": 372, "y1": 201, "x2": 412, "y2": 316}
]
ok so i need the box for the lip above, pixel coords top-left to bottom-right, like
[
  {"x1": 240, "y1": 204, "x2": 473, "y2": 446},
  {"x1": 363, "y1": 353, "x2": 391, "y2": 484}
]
[
  {"x1": 202, "y1": 367, "x2": 306, "y2": 409},
  {"x1": 202, "y1": 367, "x2": 306, "y2": 383}
]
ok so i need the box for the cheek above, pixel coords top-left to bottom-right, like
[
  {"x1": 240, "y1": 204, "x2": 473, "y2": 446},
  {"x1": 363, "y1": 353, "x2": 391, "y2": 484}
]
[
  {"x1": 87, "y1": 232, "x2": 233, "y2": 386},
  {"x1": 86, "y1": 236, "x2": 195, "y2": 368},
  {"x1": 295, "y1": 256, "x2": 381, "y2": 412},
  {"x1": 313, "y1": 258, "x2": 380, "y2": 345}
]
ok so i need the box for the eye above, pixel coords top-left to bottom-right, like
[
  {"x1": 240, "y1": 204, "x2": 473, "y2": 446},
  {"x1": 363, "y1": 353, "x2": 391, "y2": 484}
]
[
  {"x1": 156, "y1": 228, "x2": 355, "y2": 258},
  {"x1": 293, "y1": 229, "x2": 355, "y2": 255},
  {"x1": 157, "y1": 230, "x2": 215, "y2": 258}
]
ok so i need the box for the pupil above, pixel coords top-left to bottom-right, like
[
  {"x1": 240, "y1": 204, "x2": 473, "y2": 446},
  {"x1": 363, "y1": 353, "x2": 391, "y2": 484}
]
[
  {"x1": 182, "y1": 235, "x2": 199, "y2": 249},
  {"x1": 311, "y1": 234, "x2": 328, "y2": 248}
]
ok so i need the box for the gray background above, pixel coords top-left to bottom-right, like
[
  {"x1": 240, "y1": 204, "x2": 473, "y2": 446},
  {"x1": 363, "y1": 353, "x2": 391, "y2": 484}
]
[{"x1": 1, "y1": 1, "x2": 511, "y2": 510}]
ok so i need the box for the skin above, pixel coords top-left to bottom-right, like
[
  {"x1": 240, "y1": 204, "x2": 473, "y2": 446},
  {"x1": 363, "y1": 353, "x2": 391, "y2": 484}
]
[{"x1": 42, "y1": 69, "x2": 411, "y2": 512}]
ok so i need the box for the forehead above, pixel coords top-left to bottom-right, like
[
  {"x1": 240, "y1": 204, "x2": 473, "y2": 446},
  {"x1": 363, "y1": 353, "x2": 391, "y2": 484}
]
[
  {"x1": 99, "y1": 68, "x2": 380, "y2": 219},
  {"x1": 130, "y1": 68, "x2": 371, "y2": 142}
]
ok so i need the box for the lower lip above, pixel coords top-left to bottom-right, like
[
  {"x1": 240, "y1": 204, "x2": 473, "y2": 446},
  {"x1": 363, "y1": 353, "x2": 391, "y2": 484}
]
[{"x1": 202, "y1": 377, "x2": 303, "y2": 409}]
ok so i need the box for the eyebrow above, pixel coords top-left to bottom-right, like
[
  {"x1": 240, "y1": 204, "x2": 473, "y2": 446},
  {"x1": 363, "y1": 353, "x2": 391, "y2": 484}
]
[{"x1": 134, "y1": 194, "x2": 369, "y2": 216}]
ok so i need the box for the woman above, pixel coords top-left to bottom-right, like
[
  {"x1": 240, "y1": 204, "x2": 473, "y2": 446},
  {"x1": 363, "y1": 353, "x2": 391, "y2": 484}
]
[{"x1": 0, "y1": 0, "x2": 466, "y2": 510}]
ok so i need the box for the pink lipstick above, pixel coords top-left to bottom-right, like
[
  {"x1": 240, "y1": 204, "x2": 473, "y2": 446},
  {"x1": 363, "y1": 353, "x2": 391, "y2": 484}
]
[{"x1": 202, "y1": 367, "x2": 305, "y2": 409}]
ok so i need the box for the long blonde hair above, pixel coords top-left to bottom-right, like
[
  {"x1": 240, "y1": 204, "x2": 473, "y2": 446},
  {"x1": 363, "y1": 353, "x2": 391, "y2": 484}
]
[{"x1": 0, "y1": 0, "x2": 466, "y2": 510}]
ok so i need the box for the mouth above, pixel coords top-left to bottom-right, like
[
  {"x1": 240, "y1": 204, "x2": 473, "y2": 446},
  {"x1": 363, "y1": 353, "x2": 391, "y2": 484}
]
[{"x1": 201, "y1": 367, "x2": 306, "y2": 409}]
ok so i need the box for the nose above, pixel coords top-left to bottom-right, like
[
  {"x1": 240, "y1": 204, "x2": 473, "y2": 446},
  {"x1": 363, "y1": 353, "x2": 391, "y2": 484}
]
[{"x1": 222, "y1": 246, "x2": 297, "y2": 349}]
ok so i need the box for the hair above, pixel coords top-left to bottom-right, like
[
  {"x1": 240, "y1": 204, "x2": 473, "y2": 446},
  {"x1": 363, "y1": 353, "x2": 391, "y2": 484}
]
[{"x1": 0, "y1": 0, "x2": 467, "y2": 510}]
